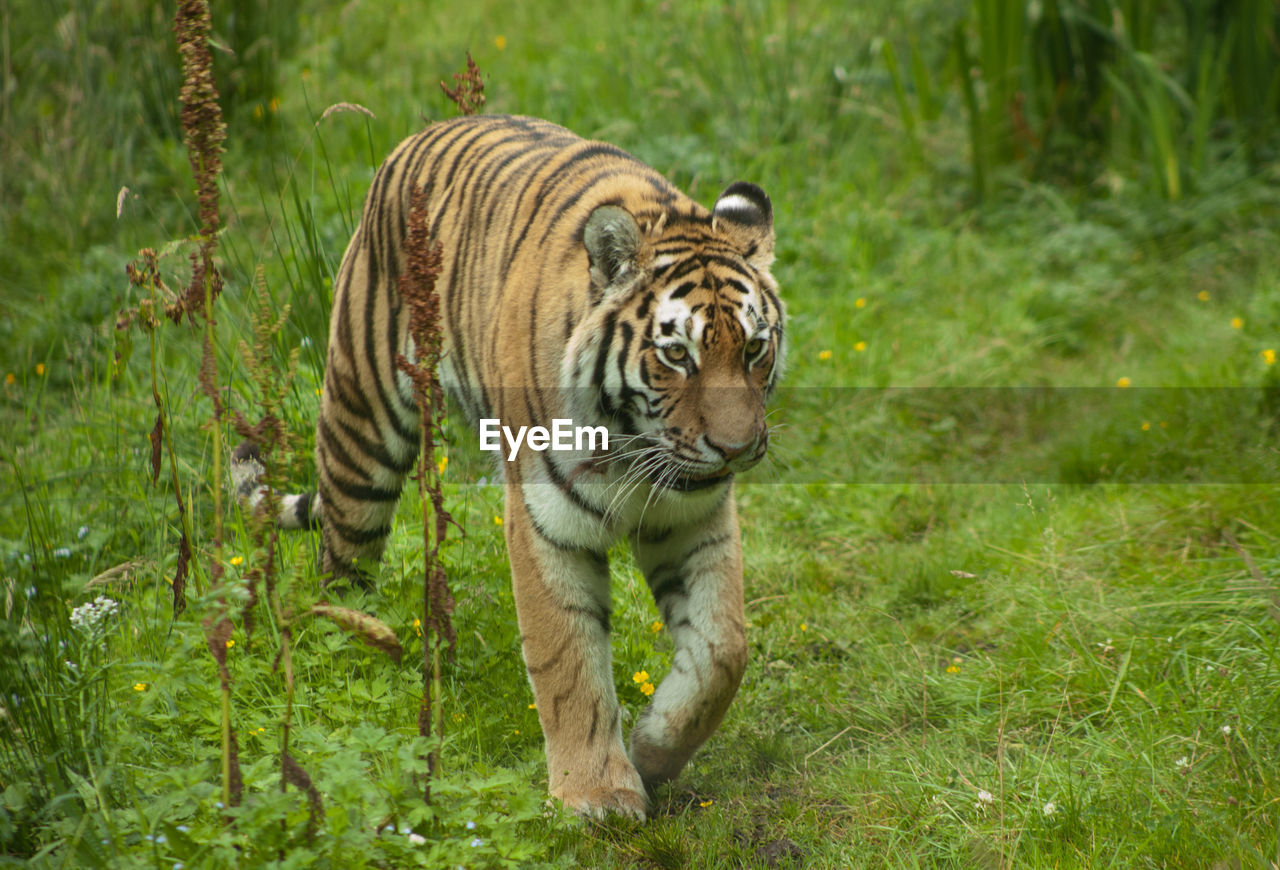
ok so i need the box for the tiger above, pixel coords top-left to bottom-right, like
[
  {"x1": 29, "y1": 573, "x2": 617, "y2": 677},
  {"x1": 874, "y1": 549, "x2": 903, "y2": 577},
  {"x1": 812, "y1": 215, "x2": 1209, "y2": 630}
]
[{"x1": 233, "y1": 113, "x2": 785, "y2": 820}]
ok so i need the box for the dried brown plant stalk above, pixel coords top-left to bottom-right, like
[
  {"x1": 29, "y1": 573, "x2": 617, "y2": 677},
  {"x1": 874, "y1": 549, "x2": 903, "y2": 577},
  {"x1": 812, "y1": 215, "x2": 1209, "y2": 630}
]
[
  {"x1": 394, "y1": 180, "x2": 456, "y2": 802},
  {"x1": 173, "y1": 0, "x2": 239, "y2": 814},
  {"x1": 440, "y1": 52, "x2": 485, "y2": 116},
  {"x1": 172, "y1": 0, "x2": 226, "y2": 324}
]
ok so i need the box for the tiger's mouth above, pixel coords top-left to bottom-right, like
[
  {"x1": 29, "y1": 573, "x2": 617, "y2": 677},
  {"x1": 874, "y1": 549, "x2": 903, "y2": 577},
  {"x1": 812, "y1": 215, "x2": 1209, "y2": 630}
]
[
  {"x1": 659, "y1": 467, "x2": 734, "y2": 492},
  {"x1": 655, "y1": 447, "x2": 766, "y2": 491}
]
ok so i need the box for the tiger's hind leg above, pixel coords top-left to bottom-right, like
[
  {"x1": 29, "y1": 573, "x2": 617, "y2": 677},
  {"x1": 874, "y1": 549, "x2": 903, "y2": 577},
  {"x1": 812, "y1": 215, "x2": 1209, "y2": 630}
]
[
  {"x1": 312, "y1": 418, "x2": 419, "y2": 586},
  {"x1": 505, "y1": 490, "x2": 647, "y2": 820},
  {"x1": 628, "y1": 491, "x2": 748, "y2": 789},
  {"x1": 312, "y1": 336, "x2": 421, "y2": 587}
]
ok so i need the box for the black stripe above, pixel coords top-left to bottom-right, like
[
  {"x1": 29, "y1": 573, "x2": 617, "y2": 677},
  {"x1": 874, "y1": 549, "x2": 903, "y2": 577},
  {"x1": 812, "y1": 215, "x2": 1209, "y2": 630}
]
[
  {"x1": 527, "y1": 511, "x2": 584, "y2": 551},
  {"x1": 327, "y1": 474, "x2": 402, "y2": 504},
  {"x1": 677, "y1": 532, "x2": 732, "y2": 566},
  {"x1": 316, "y1": 416, "x2": 374, "y2": 482},
  {"x1": 669, "y1": 280, "x2": 699, "y2": 300},
  {"x1": 591, "y1": 310, "x2": 619, "y2": 414},
  {"x1": 327, "y1": 413, "x2": 418, "y2": 475},
  {"x1": 566, "y1": 602, "x2": 611, "y2": 635},
  {"x1": 648, "y1": 570, "x2": 686, "y2": 604},
  {"x1": 322, "y1": 508, "x2": 392, "y2": 547}
]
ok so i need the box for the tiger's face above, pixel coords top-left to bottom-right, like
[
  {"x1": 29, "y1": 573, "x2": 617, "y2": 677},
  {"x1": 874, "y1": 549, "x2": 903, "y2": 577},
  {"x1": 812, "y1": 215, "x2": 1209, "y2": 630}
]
[{"x1": 568, "y1": 182, "x2": 784, "y2": 491}]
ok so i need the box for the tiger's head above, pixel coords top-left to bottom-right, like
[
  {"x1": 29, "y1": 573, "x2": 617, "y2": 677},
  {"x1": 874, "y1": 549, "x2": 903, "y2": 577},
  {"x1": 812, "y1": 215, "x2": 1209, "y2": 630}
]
[{"x1": 565, "y1": 182, "x2": 784, "y2": 491}]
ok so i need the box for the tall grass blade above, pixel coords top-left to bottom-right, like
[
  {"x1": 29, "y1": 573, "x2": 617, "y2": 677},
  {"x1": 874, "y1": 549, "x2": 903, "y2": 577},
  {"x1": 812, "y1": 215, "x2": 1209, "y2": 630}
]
[{"x1": 880, "y1": 39, "x2": 924, "y2": 165}]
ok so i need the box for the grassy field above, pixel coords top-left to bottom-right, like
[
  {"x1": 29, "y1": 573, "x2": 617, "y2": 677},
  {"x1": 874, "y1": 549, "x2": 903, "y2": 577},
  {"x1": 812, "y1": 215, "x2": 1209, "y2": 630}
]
[{"x1": 3, "y1": 0, "x2": 1279, "y2": 866}]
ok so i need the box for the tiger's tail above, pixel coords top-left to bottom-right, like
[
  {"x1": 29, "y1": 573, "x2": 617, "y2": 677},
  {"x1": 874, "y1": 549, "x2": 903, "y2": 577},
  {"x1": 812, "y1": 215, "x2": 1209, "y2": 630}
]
[{"x1": 230, "y1": 441, "x2": 321, "y2": 532}]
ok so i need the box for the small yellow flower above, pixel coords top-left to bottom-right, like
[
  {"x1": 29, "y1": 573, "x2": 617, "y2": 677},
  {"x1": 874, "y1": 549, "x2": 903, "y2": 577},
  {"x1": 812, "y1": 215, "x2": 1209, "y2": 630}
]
[
  {"x1": 253, "y1": 104, "x2": 264, "y2": 120},
  {"x1": 225, "y1": 639, "x2": 235, "y2": 649},
  {"x1": 269, "y1": 97, "x2": 280, "y2": 113},
  {"x1": 494, "y1": 34, "x2": 507, "y2": 51},
  {"x1": 651, "y1": 620, "x2": 664, "y2": 633},
  {"x1": 632, "y1": 670, "x2": 650, "y2": 684},
  {"x1": 1231, "y1": 317, "x2": 1244, "y2": 330},
  {"x1": 854, "y1": 341, "x2": 867, "y2": 352},
  {"x1": 315, "y1": 387, "x2": 321, "y2": 396},
  {"x1": 946, "y1": 664, "x2": 961, "y2": 674},
  {"x1": 1116, "y1": 377, "x2": 1131, "y2": 388},
  {"x1": 493, "y1": 516, "x2": 503, "y2": 526},
  {"x1": 35, "y1": 363, "x2": 45, "y2": 376},
  {"x1": 800, "y1": 623, "x2": 807, "y2": 632},
  {"x1": 1197, "y1": 290, "x2": 1210, "y2": 302},
  {"x1": 413, "y1": 618, "x2": 422, "y2": 637},
  {"x1": 640, "y1": 682, "x2": 655, "y2": 696},
  {"x1": 229, "y1": 556, "x2": 243, "y2": 566},
  {"x1": 855, "y1": 297, "x2": 867, "y2": 309},
  {"x1": 257, "y1": 726, "x2": 265, "y2": 733},
  {"x1": 513, "y1": 729, "x2": 520, "y2": 735},
  {"x1": 699, "y1": 799, "x2": 714, "y2": 808},
  {"x1": 437, "y1": 455, "x2": 448, "y2": 476},
  {"x1": 528, "y1": 703, "x2": 537, "y2": 710},
  {"x1": 452, "y1": 712, "x2": 465, "y2": 722},
  {"x1": 133, "y1": 682, "x2": 147, "y2": 691},
  {"x1": 817, "y1": 350, "x2": 833, "y2": 361},
  {"x1": 4, "y1": 373, "x2": 13, "y2": 385},
  {"x1": 1263, "y1": 349, "x2": 1276, "y2": 365},
  {"x1": 1141, "y1": 421, "x2": 1151, "y2": 431}
]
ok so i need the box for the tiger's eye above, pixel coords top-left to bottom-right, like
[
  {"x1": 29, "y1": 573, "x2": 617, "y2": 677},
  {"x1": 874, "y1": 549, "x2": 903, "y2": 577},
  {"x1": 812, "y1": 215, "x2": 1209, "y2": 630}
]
[
  {"x1": 664, "y1": 344, "x2": 688, "y2": 362},
  {"x1": 744, "y1": 338, "x2": 765, "y2": 358}
]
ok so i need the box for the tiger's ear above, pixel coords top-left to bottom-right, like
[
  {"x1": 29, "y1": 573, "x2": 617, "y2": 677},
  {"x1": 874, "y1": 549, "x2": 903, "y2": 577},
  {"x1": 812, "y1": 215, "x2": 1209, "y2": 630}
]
[
  {"x1": 712, "y1": 182, "x2": 774, "y2": 269},
  {"x1": 584, "y1": 205, "x2": 643, "y2": 294}
]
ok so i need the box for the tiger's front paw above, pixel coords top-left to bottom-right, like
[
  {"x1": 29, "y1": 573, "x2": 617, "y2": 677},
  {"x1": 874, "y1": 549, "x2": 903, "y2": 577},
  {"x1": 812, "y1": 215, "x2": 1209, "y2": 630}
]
[
  {"x1": 554, "y1": 783, "x2": 647, "y2": 822},
  {"x1": 550, "y1": 752, "x2": 648, "y2": 821}
]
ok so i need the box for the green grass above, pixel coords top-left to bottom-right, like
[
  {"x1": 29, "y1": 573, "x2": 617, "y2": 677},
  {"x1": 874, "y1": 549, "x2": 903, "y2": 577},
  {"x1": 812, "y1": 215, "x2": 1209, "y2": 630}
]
[{"x1": 3, "y1": 0, "x2": 1280, "y2": 866}]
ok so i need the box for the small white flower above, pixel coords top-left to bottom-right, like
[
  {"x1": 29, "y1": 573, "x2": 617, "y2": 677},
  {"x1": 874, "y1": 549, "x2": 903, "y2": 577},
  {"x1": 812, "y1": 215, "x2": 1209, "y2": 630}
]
[
  {"x1": 470, "y1": 837, "x2": 484, "y2": 848},
  {"x1": 77, "y1": 525, "x2": 90, "y2": 540},
  {"x1": 53, "y1": 547, "x2": 71, "y2": 559},
  {"x1": 407, "y1": 833, "x2": 426, "y2": 846},
  {"x1": 70, "y1": 596, "x2": 120, "y2": 633},
  {"x1": 1042, "y1": 801, "x2": 1056, "y2": 816},
  {"x1": 1175, "y1": 756, "x2": 1190, "y2": 768},
  {"x1": 1221, "y1": 724, "x2": 1232, "y2": 736},
  {"x1": 465, "y1": 820, "x2": 476, "y2": 830},
  {"x1": 977, "y1": 789, "x2": 993, "y2": 804}
]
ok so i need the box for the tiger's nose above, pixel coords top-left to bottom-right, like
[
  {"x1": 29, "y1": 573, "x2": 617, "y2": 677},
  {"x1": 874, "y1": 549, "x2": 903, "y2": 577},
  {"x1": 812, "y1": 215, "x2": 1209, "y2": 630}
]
[{"x1": 707, "y1": 432, "x2": 764, "y2": 463}]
